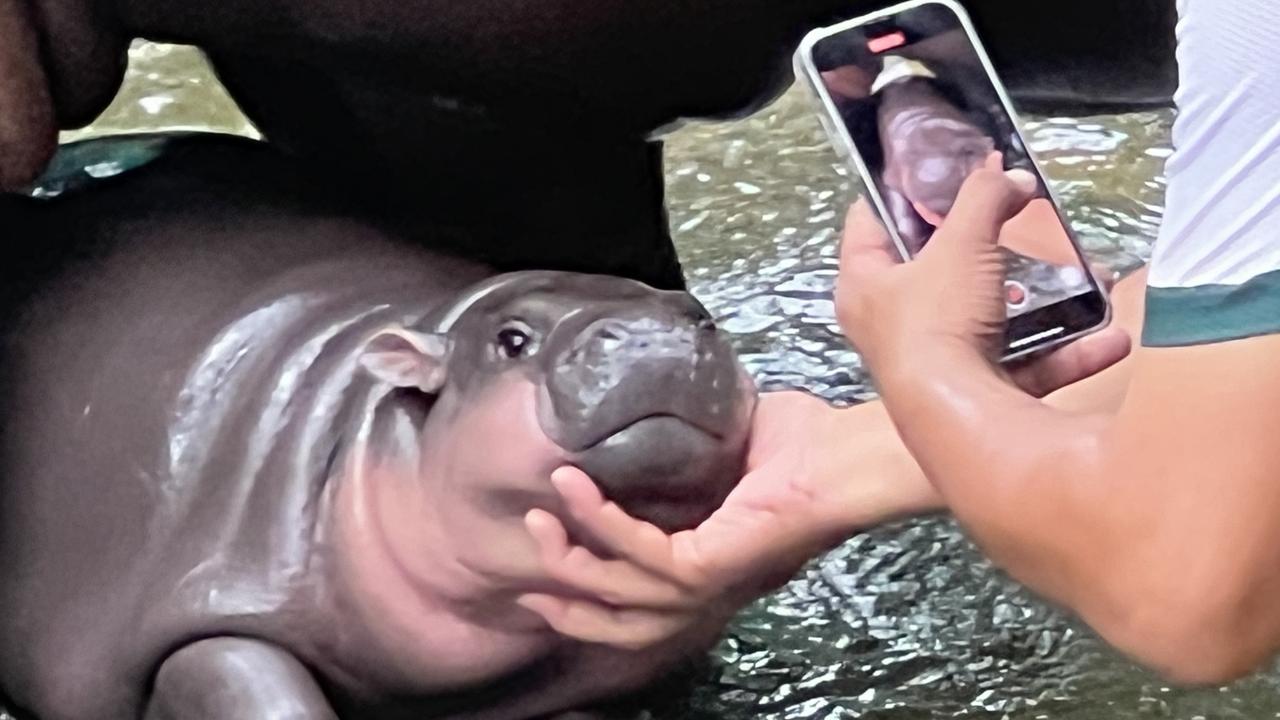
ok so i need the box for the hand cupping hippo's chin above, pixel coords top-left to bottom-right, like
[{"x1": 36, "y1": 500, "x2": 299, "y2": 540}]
[{"x1": 358, "y1": 270, "x2": 757, "y2": 534}]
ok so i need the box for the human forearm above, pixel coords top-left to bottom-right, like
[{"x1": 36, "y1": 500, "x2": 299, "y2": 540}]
[
  {"x1": 811, "y1": 399, "x2": 942, "y2": 534},
  {"x1": 873, "y1": 345, "x2": 1114, "y2": 600},
  {"x1": 848, "y1": 267, "x2": 1148, "y2": 605},
  {"x1": 819, "y1": 267, "x2": 1148, "y2": 536},
  {"x1": 869, "y1": 348, "x2": 1230, "y2": 681},
  {"x1": 875, "y1": 339, "x2": 1280, "y2": 684},
  {"x1": 811, "y1": 359, "x2": 1130, "y2": 545}
]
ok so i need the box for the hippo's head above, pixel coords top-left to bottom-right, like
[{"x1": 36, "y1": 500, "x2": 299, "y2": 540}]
[
  {"x1": 879, "y1": 77, "x2": 997, "y2": 219},
  {"x1": 357, "y1": 271, "x2": 757, "y2": 538},
  {"x1": 894, "y1": 117, "x2": 996, "y2": 218}
]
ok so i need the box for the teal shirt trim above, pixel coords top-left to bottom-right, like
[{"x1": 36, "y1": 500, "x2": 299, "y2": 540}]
[{"x1": 1143, "y1": 268, "x2": 1280, "y2": 347}]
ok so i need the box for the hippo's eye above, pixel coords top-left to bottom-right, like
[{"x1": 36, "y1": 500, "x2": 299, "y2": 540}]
[{"x1": 496, "y1": 326, "x2": 533, "y2": 359}]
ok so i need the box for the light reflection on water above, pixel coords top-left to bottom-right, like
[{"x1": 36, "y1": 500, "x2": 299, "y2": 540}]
[
  {"x1": 50, "y1": 41, "x2": 1280, "y2": 720},
  {"x1": 662, "y1": 94, "x2": 1167, "y2": 407},
  {"x1": 664, "y1": 78, "x2": 1280, "y2": 720}
]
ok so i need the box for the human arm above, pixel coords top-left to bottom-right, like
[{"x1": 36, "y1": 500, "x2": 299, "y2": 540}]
[
  {"x1": 517, "y1": 391, "x2": 945, "y2": 649},
  {"x1": 515, "y1": 241, "x2": 1138, "y2": 650},
  {"x1": 836, "y1": 0, "x2": 1280, "y2": 683},
  {"x1": 840, "y1": 172, "x2": 1280, "y2": 684}
]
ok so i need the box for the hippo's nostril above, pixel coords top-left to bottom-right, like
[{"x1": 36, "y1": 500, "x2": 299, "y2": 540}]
[{"x1": 697, "y1": 317, "x2": 717, "y2": 333}]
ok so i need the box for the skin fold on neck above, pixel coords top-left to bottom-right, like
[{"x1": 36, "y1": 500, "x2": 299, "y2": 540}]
[{"x1": 328, "y1": 377, "x2": 566, "y2": 693}]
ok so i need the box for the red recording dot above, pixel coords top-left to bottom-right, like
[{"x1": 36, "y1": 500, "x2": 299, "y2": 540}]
[
  {"x1": 1005, "y1": 281, "x2": 1028, "y2": 306},
  {"x1": 867, "y1": 31, "x2": 907, "y2": 54}
]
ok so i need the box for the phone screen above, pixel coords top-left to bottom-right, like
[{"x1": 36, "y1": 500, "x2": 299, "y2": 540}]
[{"x1": 805, "y1": 1, "x2": 1108, "y2": 357}]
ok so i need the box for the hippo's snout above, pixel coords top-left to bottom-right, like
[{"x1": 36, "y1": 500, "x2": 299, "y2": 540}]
[
  {"x1": 538, "y1": 294, "x2": 755, "y2": 532},
  {"x1": 544, "y1": 299, "x2": 737, "y2": 449}
]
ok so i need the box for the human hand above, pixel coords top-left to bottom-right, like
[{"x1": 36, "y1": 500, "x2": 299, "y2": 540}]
[
  {"x1": 837, "y1": 167, "x2": 1131, "y2": 396},
  {"x1": 512, "y1": 170, "x2": 1129, "y2": 652},
  {"x1": 516, "y1": 391, "x2": 943, "y2": 650}
]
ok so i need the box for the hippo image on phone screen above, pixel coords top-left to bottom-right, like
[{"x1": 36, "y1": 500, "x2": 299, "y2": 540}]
[
  {"x1": 0, "y1": 135, "x2": 756, "y2": 720},
  {"x1": 874, "y1": 67, "x2": 999, "y2": 255}
]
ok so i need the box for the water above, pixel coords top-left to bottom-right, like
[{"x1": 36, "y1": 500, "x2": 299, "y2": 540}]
[{"x1": 49, "y1": 41, "x2": 1280, "y2": 720}]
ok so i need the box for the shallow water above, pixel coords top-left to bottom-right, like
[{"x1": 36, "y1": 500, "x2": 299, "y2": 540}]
[
  {"x1": 32, "y1": 41, "x2": 1280, "y2": 720},
  {"x1": 662, "y1": 85, "x2": 1280, "y2": 720}
]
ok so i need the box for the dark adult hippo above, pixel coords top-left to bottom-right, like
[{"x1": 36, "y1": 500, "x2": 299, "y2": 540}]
[
  {"x1": 1, "y1": 0, "x2": 1175, "y2": 286},
  {"x1": 0, "y1": 134, "x2": 756, "y2": 720}
]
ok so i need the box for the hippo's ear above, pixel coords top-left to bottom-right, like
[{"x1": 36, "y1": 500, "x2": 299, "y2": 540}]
[{"x1": 359, "y1": 328, "x2": 450, "y2": 393}]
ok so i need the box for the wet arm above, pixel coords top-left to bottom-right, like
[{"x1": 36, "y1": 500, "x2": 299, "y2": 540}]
[
  {"x1": 817, "y1": 267, "x2": 1145, "y2": 535},
  {"x1": 875, "y1": 334, "x2": 1280, "y2": 684},
  {"x1": 871, "y1": 0, "x2": 1280, "y2": 683},
  {"x1": 516, "y1": 270, "x2": 1144, "y2": 650}
]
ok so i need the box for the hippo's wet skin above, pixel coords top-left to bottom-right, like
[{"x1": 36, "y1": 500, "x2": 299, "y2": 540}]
[
  {"x1": 1, "y1": 0, "x2": 1175, "y2": 287},
  {"x1": 0, "y1": 135, "x2": 755, "y2": 720},
  {"x1": 876, "y1": 76, "x2": 999, "y2": 255}
]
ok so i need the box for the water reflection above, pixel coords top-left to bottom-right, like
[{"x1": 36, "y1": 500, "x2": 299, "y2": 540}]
[
  {"x1": 666, "y1": 81, "x2": 1280, "y2": 720},
  {"x1": 59, "y1": 42, "x2": 259, "y2": 144},
  {"x1": 663, "y1": 96, "x2": 1167, "y2": 408},
  {"x1": 43, "y1": 41, "x2": 1280, "y2": 720}
]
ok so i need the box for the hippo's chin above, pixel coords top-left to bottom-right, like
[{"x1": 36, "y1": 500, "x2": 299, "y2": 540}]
[{"x1": 572, "y1": 415, "x2": 746, "y2": 533}]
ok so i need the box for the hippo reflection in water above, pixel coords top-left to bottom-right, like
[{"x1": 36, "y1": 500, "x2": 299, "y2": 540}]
[{"x1": 0, "y1": 136, "x2": 755, "y2": 720}]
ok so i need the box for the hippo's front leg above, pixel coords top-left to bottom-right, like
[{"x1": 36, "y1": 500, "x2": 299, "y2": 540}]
[{"x1": 143, "y1": 638, "x2": 338, "y2": 720}]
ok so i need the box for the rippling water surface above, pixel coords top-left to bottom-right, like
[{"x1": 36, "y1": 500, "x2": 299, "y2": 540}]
[{"x1": 34, "y1": 41, "x2": 1280, "y2": 720}]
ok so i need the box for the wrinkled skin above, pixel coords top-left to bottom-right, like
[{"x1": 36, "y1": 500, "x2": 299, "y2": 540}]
[
  {"x1": 0, "y1": 135, "x2": 755, "y2": 720},
  {"x1": 877, "y1": 76, "x2": 998, "y2": 254},
  {"x1": 0, "y1": 0, "x2": 1176, "y2": 285}
]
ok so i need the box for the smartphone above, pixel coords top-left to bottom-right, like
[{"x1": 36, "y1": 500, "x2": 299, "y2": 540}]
[{"x1": 794, "y1": 0, "x2": 1110, "y2": 362}]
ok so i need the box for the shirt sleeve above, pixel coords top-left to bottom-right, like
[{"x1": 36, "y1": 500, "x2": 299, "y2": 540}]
[{"x1": 1143, "y1": 0, "x2": 1280, "y2": 347}]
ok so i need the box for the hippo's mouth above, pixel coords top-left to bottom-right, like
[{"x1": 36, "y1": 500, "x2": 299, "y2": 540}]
[
  {"x1": 580, "y1": 412, "x2": 724, "y2": 450},
  {"x1": 567, "y1": 411, "x2": 748, "y2": 533},
  {"x1": 532, "y1": 305, "x2": 757, "y2": 532}
]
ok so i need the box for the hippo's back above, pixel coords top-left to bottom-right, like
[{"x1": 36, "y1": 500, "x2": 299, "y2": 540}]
[{"x1": 0, "y1": 136, "x2": 491, "y2": 719}]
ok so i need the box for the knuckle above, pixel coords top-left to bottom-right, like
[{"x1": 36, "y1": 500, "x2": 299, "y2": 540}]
[
  {"x1": 959, "y1": 169, "x2": 1013, "y2": 202},
  {"x1": 966, "y1": 168, "x2": 1007, "y2": 189}
]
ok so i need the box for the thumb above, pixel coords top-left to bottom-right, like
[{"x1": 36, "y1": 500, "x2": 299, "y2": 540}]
[{"x1": 927, "y1": 167, "x2": 1039, "y2": 255}]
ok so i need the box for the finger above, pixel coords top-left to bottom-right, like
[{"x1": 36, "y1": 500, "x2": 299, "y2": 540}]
[
  {"x1": 933, "y1": 167, "x2": 1039, "y2": 253},
  {"x1": 516, "y1": 594, "x2": 691, "y2": 651},
  {"x1": 550, "y1": 467, "x2": 687, "y2": 580},
  {"x1": 1009, "y1": 325, "x2": 1133, "y2": 398},
  {"x1": 911, "y1": 199, "x2": 947, "y2": 229},
  {"x1": 839, "y1": 197, "x2": 900, "y2": 285},
  {"x1": 525, "y1": 510, "x2": 699, "y2": 609}
]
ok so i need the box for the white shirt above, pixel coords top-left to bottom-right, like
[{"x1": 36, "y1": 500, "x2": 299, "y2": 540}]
[{"x1": 1148, "y1": 0, "x2": 1280, "y2": 290}]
